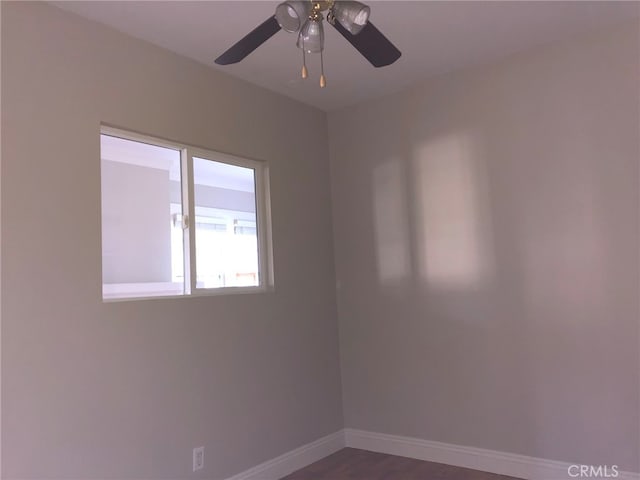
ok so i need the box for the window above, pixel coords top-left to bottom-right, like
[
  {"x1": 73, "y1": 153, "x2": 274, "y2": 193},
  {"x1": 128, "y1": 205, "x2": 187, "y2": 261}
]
[{"x1": 100, "y1": 127, "x2": 273, "y2": 300}]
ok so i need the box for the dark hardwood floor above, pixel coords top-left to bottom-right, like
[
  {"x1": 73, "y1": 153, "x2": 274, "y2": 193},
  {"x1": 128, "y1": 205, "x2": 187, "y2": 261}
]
[{"x1": 281, "y1": 448, "x2": 522, "y2": 480}]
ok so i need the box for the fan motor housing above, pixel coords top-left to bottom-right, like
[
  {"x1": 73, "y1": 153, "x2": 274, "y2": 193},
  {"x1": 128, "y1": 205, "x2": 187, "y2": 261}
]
[{"x1": 315, "y1": 1, "x2": 334, "y2": 13}]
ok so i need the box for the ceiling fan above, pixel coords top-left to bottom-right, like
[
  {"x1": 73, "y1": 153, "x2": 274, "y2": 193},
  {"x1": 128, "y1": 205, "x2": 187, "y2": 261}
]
[{"x1": 214, "y1": 0, "x2": 401, "y2": 88}]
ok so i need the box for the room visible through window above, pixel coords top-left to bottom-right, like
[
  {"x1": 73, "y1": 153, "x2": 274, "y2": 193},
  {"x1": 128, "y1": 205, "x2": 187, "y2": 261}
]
[{"x1": 100, "y1": 127, "x2": 272, "y2": 300}]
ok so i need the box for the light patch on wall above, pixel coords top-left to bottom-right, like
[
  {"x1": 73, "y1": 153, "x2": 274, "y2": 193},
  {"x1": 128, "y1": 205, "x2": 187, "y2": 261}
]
[
  {"x1": 372, "y1": 158, "x2": 411, "y2": 285},
  {"x1": 412, "y1": 133, "x2": 493, "y2": 289}
]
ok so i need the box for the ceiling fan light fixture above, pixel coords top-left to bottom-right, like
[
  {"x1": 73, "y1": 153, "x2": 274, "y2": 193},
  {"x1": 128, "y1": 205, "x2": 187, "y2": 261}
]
[
  {"x1": 332, "y1": 1, "x2": 370, "y2": 35},
  {"x1": 296, "y1": 18, "x2": 325, "y2": 53},
  {"x1": 275, "y1": 1, "x2": 312, "y2": 33},
  {"x1": 216, "y1": 0, "x2": 401, "y2": 78}
]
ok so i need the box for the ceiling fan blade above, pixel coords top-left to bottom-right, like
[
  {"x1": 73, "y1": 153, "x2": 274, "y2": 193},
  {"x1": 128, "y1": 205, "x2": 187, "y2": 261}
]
[
  {"x1": 332, "y1": 20, "x2": 401, "y2": 68},
  {"x1": 215, "y1": 16, "x2": 281, "y2": 65}
]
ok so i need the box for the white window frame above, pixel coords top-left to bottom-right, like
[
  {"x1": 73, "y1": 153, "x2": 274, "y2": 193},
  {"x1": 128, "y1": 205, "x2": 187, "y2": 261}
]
[{"x1": 100, "y1": 126, "x2": 274, "y2": 301}]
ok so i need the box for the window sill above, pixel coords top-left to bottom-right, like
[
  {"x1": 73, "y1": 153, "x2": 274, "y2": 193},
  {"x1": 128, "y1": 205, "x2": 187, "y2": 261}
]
[{"x1": 102, "y1": 282, "x2": 273, "y2": 302}]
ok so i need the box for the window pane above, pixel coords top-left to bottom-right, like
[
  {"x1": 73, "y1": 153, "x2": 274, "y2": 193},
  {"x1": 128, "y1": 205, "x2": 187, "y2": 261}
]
[
  {"x1": 193, "y1": 157, "x2": 259, "y2": 288},
  {"x1": 100, "y1": 134, "x2": 184, "y2": 299}
]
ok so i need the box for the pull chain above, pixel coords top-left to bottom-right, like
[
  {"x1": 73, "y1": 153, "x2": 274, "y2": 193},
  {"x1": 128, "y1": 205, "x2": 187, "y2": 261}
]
[
  {"x1": 301, "y1": 41, "x2": 308, "y2": 79},
  {"x1": 319, "y1": 49, "x2": 326, "y2": 88}
]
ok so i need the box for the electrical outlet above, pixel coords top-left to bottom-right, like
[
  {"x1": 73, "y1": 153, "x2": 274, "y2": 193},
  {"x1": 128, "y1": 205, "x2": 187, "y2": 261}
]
[{"x1": 193, "y1": 446, "x2": 204, "y2": 472}]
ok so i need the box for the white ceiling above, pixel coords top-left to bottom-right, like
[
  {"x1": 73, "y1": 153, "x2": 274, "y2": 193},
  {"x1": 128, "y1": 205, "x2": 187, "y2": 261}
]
[{"x1": 52, "y1": 1, "x2": 639, "y2": 111}]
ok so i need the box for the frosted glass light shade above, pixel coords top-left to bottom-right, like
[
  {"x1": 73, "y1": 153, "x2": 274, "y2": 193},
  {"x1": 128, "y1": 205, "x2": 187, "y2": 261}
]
[
  {"x1": 333, "y1": 1, "x2": 370, "y2": 35},
  {"x1": 275, "y1": 1, "x2": 312, "y2": 33},
  {"x1": 296, "y1": 19, "x2": 324, "y2": 53}
]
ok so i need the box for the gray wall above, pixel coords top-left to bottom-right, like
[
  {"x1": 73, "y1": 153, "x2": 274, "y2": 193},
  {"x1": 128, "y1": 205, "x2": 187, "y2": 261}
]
[
  {"x1": 328, "y1": 22, "x2": 639, "y2": 471},
  {"x1": 1, "y1": 2, "x2": 342, "y2": 479}
]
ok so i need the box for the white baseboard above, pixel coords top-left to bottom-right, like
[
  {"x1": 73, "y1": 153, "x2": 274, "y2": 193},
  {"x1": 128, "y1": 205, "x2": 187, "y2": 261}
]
[
  {"x1": 225, "y1": 430, "x2": 345, "y2": 480},
  {"x1": 224, "y1": 428, "x2": 638, "y2": 480},
  {"x1": 344, "y1": 428, "x2": 640, "y2": 480}
]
